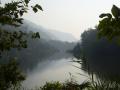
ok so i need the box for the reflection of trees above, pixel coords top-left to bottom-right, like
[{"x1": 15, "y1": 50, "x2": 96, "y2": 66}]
[{"x1": 73, "y1": 29, "x2": 120, "y2": 82}]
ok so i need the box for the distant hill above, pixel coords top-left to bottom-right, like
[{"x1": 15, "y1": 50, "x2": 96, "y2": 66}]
[
  {"x1": 46, "y1": 29, "x2": 76, "y2": 42},
  {"x1": 0, "y1": 20, "x2": 76, "y2": 42},
  {"x1": 18, "y1": 20, "x2": 76, "y2": 42}
]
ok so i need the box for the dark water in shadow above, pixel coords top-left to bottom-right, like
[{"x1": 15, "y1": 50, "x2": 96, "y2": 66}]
[{"x1": 77, "y1": 29, "x2": 120, "y2": 83}]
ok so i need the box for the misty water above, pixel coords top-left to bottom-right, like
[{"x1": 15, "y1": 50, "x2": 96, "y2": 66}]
[{"x1": 22, "y1": 53, "x2": 87, "y2": 89}]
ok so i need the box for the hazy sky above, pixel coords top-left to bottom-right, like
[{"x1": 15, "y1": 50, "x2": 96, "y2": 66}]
[{"x1": 23, "y1": 0, "x2": 120, "y2": 39}]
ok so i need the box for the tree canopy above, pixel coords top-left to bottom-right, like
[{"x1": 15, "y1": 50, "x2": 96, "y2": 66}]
[
  {"x1": 98, "y1": 5, "x2": 120, "y2": 41},
  {"x1": 0, "y1": 0, "x2": 42, "y2": 55}
]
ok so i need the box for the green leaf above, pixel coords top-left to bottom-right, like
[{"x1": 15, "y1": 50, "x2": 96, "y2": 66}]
[
  {"x1": 36, "y1": 32, "x2": 40, "y2": 38},
  {"x1": 19, "y1": 10, "x2": 24, "y2": 16},
  {"x1": 111, "y1": 5, "x2": 120, "y2": 18},
  {"x1": 24, "y1": 0, "x2": 30, "y2": 5},
  {"x1": 14, "y1": 13, "x2": 18, "y2": 18},
  {"x1": 33, "y1": 7, "x2": 38, "y2": 13},
  {"x1": 99, "y1": 13, "x2": 112, "y2": 19},
  {"x1": 35, "y1": 4, "x2": 43, "y2": 11}
]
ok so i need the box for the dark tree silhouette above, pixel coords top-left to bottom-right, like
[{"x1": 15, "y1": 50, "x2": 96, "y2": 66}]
[
  {"x1": 73, "y1": 29, "x2": 120, "y2": 82},
  {"x1": 98, "y1": 5, "x2": 120, "y2": 42}
]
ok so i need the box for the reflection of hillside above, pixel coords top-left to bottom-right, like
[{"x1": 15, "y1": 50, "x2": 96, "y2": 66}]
[
  {"x1": 47, "y1": 52, "x2": 73, "y2": 61},
  {"x1": 48, "y1": 40, "x2": 75, "y2": 52},
  {"x1": 1, "y1": 39, "x2": 75, "y2": 72},
  {"x1": 18, "y1": 40, "x2": 75, "y2": 71},
  {"x1": 27, "y1": 52, "x2": 73, "y2": 73}
]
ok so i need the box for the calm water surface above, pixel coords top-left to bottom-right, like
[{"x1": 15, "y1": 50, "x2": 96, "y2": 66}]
[{"x1": 23, "y1": 57, "x2": 87, "y2": 88}]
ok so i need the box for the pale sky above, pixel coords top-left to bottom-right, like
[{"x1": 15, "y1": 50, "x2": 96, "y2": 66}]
[{"x1": 23, "y1": 0, "x2": 120, "y2": 39}]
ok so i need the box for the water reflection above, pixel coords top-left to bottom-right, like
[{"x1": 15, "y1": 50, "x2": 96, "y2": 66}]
[
  {"x1": 74, "y1": 29, "x2": 120, "y2": 83},
  {"x1": 23, "y1": 58, "x2": 87, "y2": 89}
]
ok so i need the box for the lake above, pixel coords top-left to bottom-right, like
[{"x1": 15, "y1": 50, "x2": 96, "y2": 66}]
[{"x1": 22, "y1": 53, "x2": 87, "y2": 89}]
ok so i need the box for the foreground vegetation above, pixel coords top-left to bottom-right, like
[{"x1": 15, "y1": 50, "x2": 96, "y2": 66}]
[
  {"x1": 38, "y1": 79, "x2": 120, "y2": 90},
  {"x1": 14, "y1": 73, "x2": 120, "y2": 90}
]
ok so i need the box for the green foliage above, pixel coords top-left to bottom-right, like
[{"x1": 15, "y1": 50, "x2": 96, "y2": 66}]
[
  {"x1": 32, "y1": 4, "x2": 43, "y2": 13},
  {"x1": 0, "y1": 28, "x2": 40, "y2": 56},
  {"x1": 39, "y1": 74, "x2": 90, "y2": 90},
  {"x1": 39, "y1": 79, "x2": 120, "y2": 90},
  {"x1": 32, "y1": 32, "x2": 40, "y2": 39},
  {"x1": 111, "y1": 5, "x2": 120, "y2": 19},
  {"x1": 86, "y1": 74, "x2": 120, "y2": 90},
  {"x1": 98, "y1": 5, "x2": 120, "y2": 41},
  {"x1": 0, "y1": 0, "x2": 42, "y2": 89},
  {"x1": 0, "y1": 0, "x2": 42, "y2": 52},
  {"x1": 0, "y1": 0, "x2": 43, "y2": 26},
  {"x1": 0, "y1": 58, "x2": 25, "y2": 90},
  {"x1": 0, "y1": 29, "x2": 27, "y2": 52},
  {"x1": 0, "y1": 0, "x2": 42, "y2": 54},
  {"x1": 40, "y1": 81, "x2": 63, "y2": 90},
  {"x1": 40, "y1": 81, "x2": 85, "y2": 90}
]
